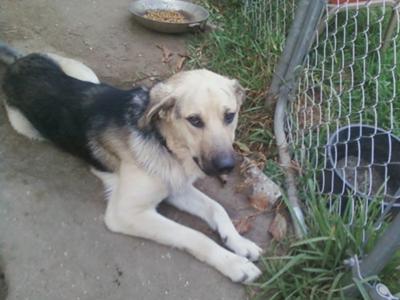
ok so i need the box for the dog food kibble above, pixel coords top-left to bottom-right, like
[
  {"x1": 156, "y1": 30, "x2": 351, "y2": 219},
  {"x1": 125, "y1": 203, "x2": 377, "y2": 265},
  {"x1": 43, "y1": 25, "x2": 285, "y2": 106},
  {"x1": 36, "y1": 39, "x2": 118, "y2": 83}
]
[{"x1": 143, "y1": 10, "x2": 187, "y2": 23}]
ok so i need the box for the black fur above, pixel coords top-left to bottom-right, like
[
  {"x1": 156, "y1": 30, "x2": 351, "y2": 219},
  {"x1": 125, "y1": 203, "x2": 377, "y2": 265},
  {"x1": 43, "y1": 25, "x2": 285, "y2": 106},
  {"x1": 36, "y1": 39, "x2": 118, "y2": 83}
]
[{"x1": 2, "y1": 54, "x2": 150, "y2": 171}]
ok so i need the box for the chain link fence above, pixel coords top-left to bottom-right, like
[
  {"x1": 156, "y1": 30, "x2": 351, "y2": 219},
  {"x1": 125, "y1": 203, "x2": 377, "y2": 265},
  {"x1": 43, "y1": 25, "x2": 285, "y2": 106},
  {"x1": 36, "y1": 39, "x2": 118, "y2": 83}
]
[
  {"x1": 269, "y1": 0, "x2": 400, "y2": 298},
  {"x1": 242, "y1": 0, "x2": 296, "y2": 82},
  {"x1": 243, "y1": 0, "x2": 296, "y2": 42},
  {"x1": 287, "y1": 0, "x2": 400, "y2": 234},
  {"x1": 215, "y1": 1, "x2": 400, "y2": 295}
]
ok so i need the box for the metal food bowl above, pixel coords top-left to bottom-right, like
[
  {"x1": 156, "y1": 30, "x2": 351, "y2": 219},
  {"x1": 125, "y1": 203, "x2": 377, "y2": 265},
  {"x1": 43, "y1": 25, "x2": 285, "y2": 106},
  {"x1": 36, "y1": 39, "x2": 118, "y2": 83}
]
[
  {"x1": 129, "y1": 0, "x2": 209, "y2": 33},
  {"x1": 319, "y1": 124, "x2": 400, "y2": 208}
]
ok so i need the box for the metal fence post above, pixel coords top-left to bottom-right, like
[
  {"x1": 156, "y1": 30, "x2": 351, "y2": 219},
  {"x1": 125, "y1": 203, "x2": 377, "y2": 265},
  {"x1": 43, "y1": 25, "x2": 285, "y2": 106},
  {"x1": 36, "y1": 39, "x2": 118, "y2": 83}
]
[
  {"x1": 265, "y1": 0, "x2": 312, "y2": 106},
  {"x1": 360, "y1": 212, "x2": 400, "y2": 277},
  {"x1": 272, "y1": 0, "x2": 326, "y2": 238},
  {"x1": 345, "y1": 212, "x2": 400, "y2": 299}
]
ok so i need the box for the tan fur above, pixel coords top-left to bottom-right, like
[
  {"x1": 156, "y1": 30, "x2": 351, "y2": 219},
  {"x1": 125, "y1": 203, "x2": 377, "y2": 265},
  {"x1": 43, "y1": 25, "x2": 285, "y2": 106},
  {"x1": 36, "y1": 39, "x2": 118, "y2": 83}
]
[
  {"x1": 92, "y1": 70, "x2": 262, "y2": 283},
  {"x1": 9, "y1": 63, "x2": 262, "y2": 283},
  {"x1": 142, "y1": 69, "x2": 244, "y2": 177}
]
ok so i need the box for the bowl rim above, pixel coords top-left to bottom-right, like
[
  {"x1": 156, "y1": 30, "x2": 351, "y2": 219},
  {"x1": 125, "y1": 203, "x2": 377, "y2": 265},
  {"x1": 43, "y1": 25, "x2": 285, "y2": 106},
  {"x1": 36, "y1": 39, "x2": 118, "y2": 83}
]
[{"x1": 129, "y1": 0, "x2": 210, "y2": 26}]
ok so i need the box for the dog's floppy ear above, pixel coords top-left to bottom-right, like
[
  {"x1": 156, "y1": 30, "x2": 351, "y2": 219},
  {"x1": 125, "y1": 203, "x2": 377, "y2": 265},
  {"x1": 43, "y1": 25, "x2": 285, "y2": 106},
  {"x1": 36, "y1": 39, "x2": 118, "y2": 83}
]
[
  {"x1": 140, "y1": 82, "x2": 176, "y2": 127},
  {"x1": 232, "y1": 79, "x2": 246, "y2": 106}
]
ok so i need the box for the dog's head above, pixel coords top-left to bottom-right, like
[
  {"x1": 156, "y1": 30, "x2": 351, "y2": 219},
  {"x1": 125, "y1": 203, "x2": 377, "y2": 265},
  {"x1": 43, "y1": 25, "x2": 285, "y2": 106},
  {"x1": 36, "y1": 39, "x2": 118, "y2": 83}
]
[{"x1": 140, "y1": 69, "x2": 245, "y2": 176}]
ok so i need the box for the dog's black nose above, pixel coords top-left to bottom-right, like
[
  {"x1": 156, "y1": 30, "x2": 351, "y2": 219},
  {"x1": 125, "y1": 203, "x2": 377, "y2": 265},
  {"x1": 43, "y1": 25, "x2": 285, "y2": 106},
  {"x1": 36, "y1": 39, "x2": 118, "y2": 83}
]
[{"x1": 212, "y1": 153, "x2": 235, "y2": 174}]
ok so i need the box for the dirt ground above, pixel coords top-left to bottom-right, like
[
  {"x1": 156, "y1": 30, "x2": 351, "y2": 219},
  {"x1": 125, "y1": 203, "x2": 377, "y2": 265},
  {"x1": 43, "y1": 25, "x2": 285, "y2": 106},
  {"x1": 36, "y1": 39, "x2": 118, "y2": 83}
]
[
  {"x1": 0, "y1": 0, "x2": 188, "y2": 86},
  {"x1": 0, "y1": 1, "x2": 275, "y2": 299}
]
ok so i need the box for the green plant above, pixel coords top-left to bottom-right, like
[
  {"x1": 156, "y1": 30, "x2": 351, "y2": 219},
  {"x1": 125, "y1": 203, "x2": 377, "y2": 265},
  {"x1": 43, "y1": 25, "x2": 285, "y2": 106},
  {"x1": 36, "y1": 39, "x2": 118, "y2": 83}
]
[
  {"x1": 295, "y1": 8, "x2": 400, "y2": 136},
  {"x1": 252, "y1": 179, "x2": 400, "y2": 300},
  {"x1": 188, "y1": 2, "x2": 400, "y2": 299}
]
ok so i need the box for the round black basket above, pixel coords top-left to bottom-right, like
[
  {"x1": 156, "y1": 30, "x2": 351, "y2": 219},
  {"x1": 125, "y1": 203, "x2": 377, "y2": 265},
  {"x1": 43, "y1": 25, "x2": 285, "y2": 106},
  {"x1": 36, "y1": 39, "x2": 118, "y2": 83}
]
[{"x1": 319, "y1": 124, "x2": 400, "y2": 208}]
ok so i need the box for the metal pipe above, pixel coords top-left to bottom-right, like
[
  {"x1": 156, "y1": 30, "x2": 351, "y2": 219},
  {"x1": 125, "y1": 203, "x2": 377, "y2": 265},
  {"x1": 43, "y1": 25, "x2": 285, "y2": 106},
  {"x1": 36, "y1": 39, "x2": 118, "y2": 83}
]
[
  {"x1": 272, "y1": 0, "x2": 326, "y2": 238},
  {"x1": 345, "y1": 212, "x2": 400, "y2": 298},
  {"x1": 382, "y1": 4, "x2": 399, "y2": 52},
  {"x1": 274, "y1": 85, "x2": 307, "y2": 238},
  {"x1": 265, "y1": 0, "x2": 314, "y2": 106},
  {"x1": 360, "y1": 212, "x2": 400, "y2": 278},
  {"x1": 285, "y1": 0, "x2": 326, "y2": 90},
  {"x1": 272, "y1": 0, "x2": 316, "y2": 238}
]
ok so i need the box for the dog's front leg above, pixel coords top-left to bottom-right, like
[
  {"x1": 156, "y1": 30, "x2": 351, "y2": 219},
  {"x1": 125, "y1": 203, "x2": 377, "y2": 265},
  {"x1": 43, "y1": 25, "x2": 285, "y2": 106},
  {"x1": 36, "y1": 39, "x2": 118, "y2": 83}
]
[
  {"x1": 167, "y1": 185, "x2": 263, "y2": 261},
  {"x1": 104, "y1": 163, "x2": 261, "y2": 284}
]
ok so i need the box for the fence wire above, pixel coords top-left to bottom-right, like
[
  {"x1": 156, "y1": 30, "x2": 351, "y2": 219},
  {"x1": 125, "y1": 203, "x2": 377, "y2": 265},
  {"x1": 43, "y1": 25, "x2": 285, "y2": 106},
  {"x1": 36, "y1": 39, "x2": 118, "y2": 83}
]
[
  {"x1": 242, "y1": 0, "x2": 296, "y2": 83},
  {"x1": 286, "y1": 0, "x2": 400, "y2": 242},
  {"x1": 243, "y1": 0, "x2": 296, "y2": 42}
]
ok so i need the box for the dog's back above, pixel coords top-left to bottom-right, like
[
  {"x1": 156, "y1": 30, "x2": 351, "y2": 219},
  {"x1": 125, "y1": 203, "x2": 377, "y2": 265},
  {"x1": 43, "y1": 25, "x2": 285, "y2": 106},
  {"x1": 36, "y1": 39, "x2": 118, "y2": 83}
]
[
  {"x1": 2, "y1": 53, "x2": 111, "y2": 170},
  {"x1": 1, "y1": 44, "x2": 150, "y2": 171}
]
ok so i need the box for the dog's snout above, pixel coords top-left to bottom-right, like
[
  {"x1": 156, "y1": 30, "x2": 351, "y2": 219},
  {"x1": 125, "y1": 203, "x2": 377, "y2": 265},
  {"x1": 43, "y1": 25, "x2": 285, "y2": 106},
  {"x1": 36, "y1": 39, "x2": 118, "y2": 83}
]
[{"x1": 212, "y1": 152, "x2": 235, "y2": 174}]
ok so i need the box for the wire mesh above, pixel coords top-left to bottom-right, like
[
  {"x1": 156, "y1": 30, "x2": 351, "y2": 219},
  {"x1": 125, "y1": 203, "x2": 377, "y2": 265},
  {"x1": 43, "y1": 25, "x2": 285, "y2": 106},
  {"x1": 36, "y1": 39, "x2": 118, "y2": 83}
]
[
  {"x1": 242, "y1": 0, "x2": 296, "y2": 75},
  {"x1": 286, "y1": 0, "x2": 400, "y2": 243},
  {"x1": 243, "y1": 0, "x2": 296, "y2": 42}
]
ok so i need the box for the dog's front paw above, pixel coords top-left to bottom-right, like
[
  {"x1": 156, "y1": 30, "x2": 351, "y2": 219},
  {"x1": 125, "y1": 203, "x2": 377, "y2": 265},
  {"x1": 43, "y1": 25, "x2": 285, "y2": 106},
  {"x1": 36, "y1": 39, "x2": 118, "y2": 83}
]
[
  {"x1": 223, "y1": 235, "x2": 263, "y2": 261},
  {"x1": 220, "y1": 254, "x2": 262, "y2": 284}
]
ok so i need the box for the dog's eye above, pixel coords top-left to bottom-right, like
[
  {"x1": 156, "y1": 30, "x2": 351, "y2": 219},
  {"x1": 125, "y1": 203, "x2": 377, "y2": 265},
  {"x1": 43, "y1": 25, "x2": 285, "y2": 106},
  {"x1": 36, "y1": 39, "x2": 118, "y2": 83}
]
[
  {"x1": 224, "y1": 112, "x2": 236, "y2": 124},
  {"x1": 186, "y1": 115, "x2": 204, "y2": 128}
]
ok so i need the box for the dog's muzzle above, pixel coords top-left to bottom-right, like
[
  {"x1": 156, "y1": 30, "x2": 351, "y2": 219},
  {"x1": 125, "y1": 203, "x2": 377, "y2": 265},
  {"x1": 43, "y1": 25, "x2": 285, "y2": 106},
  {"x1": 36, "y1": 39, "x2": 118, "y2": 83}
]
[{"x1": 193, "y1": 152, "x2": 235, "y2": 176}]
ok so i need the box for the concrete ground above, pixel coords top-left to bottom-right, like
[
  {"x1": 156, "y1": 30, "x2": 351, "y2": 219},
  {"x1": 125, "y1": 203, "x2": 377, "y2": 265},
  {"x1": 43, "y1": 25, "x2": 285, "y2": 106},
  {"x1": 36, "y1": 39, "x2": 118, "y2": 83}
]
[{"x1": 0, "y1": 0, "x2": 250, "y2": 299}]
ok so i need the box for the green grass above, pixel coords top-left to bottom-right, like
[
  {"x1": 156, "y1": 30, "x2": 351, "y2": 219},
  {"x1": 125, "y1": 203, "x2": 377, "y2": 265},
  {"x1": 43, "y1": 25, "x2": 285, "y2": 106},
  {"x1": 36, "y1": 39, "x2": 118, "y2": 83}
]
[
  {"x1": 294, "y1": 7, "x2": 400, "y2": 138},
  {"x1": 251, "y1": 179, "x2": 400, "y2": 299},
  {"x1": 188, "y1": 1, "x2": 400, "y2": 299},
  {"x1": 258, "y1": 159, "x2": 400, "y2": 299}
]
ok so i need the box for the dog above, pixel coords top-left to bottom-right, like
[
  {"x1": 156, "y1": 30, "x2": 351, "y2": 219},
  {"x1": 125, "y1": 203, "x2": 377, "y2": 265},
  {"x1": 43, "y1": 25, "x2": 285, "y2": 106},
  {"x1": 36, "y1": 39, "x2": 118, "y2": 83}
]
[{"x1": 0, "y1": 42, "x2": 262, "y2": 283}]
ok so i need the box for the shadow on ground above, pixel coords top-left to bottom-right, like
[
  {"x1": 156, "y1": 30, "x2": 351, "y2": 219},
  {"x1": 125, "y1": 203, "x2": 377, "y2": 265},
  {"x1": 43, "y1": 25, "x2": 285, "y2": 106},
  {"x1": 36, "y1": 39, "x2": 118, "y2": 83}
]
[{"x1": 0, "y1": 257, "x2": 7, "y2": 300}]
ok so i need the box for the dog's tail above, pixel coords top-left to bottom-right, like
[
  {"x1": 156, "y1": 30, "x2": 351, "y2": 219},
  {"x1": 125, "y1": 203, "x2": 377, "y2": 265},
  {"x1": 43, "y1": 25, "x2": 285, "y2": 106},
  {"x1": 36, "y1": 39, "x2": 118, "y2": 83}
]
[{"x1": 0, "y1": 41, "x2": 23, "y2": 65}]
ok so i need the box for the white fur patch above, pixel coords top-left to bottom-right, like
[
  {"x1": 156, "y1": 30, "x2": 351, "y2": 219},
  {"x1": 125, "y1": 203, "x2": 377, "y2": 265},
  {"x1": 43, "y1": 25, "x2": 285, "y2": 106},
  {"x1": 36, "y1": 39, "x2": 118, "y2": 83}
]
[
  {"x1": 90, "y1": 168, "x2": 118, "y2": 201},
  {"x1": 103, "y1": 163, "x2": 261, "y2": 284},
  {"x1": 128, "y1": 131, "x2": 195, "y2": 193},
  {"x1": 4, "y1": 103, "x2": 44, "y2": 140},
  {"x1": 45, "y1": 53, "x2": 100, "y2": 84}
]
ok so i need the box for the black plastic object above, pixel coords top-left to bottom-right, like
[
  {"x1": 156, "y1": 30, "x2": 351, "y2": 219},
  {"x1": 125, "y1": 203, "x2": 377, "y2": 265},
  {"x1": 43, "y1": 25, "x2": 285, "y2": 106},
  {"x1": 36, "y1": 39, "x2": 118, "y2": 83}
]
[{"x1": 319, "y1": 124, "x2": 400, "y2": 207}]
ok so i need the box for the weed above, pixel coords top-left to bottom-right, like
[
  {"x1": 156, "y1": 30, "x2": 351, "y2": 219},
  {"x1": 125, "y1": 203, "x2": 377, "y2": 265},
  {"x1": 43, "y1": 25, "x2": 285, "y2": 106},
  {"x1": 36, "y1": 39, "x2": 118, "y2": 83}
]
[
  {"x1": 188, "y1": 2, "x2": 400, "y2": 298},
  {"x1": 252, "y1": 179, "x2": 400, "y2": 299}
]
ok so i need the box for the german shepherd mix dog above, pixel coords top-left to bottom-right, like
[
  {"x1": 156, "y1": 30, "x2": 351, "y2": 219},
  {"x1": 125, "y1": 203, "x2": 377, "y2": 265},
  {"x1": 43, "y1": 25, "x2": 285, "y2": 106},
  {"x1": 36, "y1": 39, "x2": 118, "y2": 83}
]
[{"x1": 0, "y1": 42, "x2": 262, "y2": 283}]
